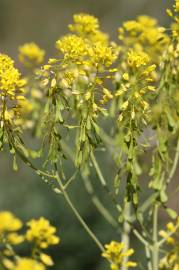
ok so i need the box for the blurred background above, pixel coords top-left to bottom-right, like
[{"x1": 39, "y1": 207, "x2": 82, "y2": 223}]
[{"x1": 0, "y1": 0, "x2": 177, "y2": 269}]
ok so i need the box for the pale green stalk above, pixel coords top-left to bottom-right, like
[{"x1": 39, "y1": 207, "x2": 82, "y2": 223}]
[
  {"x1": 121, "y1": 202, "x2": 131, "y2": 270},
  {"x1": 54, "y1": 163, "x2": 104, "y2": 252},
  {"x1": 90, "y1": 151, "x2": 122, "y2": 213},
  {"x1": 152, "y1": 204, "x2": 159, "y2": 270},
  {"x1": 82, "y1": 174, "x2": 119, "y2": 230},
  {"x1": 166, "y1": 139, "x2": 179, "y2": 184},
  {"x1": 61, "y1": 140, "x2": 120, "y2": 229}
]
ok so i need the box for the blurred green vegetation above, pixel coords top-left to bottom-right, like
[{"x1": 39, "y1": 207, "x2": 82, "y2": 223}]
[{"x1": 0, "y1": 1, "x2": 175, "y2": 269}]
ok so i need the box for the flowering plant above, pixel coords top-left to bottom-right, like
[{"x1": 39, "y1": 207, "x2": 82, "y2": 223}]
[{"x1": 0, "y1": 1, "x2": 179, "y2": 269}]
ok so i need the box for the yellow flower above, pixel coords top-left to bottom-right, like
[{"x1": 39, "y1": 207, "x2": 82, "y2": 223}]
[
  {"x1": 7, "y1": 233, "x2": 24, "y2": 245},
  {"x1": 0, "y1": 211, "x2": 22, "y2": 233},
  {"x1": 89, "y1": 30, "x2": 109, "y2": 45},
  {"x1": 167, "y1": 222, "x2": 177, "y2": 233},
  {"x1": 175, "y1": 0, "x2": 179, "y2": 12},
  {"x1": 118, "y1": 15, "x2": 169, "y2": 63},
  {"x1": 102, "y1": 241, "x2": 137, "y2": 269},
  {"x1": 122, "y1": 20, "x2": 142, "y2": 32},
  {"x1": 68, "y1": 13, "x2": 109, "y2": 46},
  {"x1": 159, "y1": 218, "x2": 179, "y2": 246},
  {"x1": 12, "y1": 258, "x2": 45, "y2": 270},
  {"x1": 0, "y1": 54, "x2": 22, "y2": 97},
  {"x1": 89, "y1": 42, "x2": 118, "y2": 67},
  {"x1": 56, "y1": 34, "x2": 88, "y2": 62},
  {"x1": 26, "y1": 217, "x2": 60, "y2": 249},
  {"x1": 40, "y1": 253, "x2": 54, "y2": 266},
  {"x1": 68, "y1": 13, "x2": 99, "y2": 35},
  {"x1": 0, "y1": 212, "x2": 23, "y2": 246},
  {"x1": 19, "y1": 43, "x2": 45, "y2": 67},
  {"x1": 127, "y1": 50, "x2": 150, "y2": 68},
  {"x1": 0, "y1": 53, "x2": 29, "y2": 128},
  {"x1": 174, "y1": 264, "x2": 179, "y2": 270}
]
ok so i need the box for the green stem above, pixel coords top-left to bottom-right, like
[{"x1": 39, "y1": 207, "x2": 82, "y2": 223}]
[
  {"x1": 0, "y1": 95, "x2": 6, "y2": 148},
  {"x1": 7, "y1": 131, "x2": 55, "y2": 180},
  {"x1": 133, "y1": 229, "x2": 150, "y2": 248},
  {"x1": 166, "y1": 139, "x2": 179, "y2": 184},
  {"x1": 133, "y1": 229, "x2": 152, "y2": 270},
  {"x1": 54, "y1": 164, "x2": 104, "y2": 252},
  {"x1": 121, "y1": 202, "x2": 131, "y2": 270},
  {"x1": 14, "y1": 146, "x2": 55, "y2": 179},
  {"x1": 152, "y1": 204, "x2": 159, "y2": 270},
  {"x1": 61, "y1": 140, "x2": 120, "y2": 230},
  {"x1": 145, "y1": 244, "x2": 153, "y2": 270},
  {"x1": 90, "y1": 151, "x2": 107, "y2": 187},
  {"x1": 3, "y1": 240, "x2": 19, "y2": 260},
  {"x1": 90, "y1": 151, "x2": 122, "y2": 213},
  {"x1": 82, "y1": 174, "x2": 120, "y2": 230}
]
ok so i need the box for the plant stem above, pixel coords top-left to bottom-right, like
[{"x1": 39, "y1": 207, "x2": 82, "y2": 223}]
[
  {"x1": 133, "y1": 229, "x2": 153, "y2": 270},
  {"x1": 54, "y1": 164, "x2": 104, "y2": 253},
  {"x1": 61, "y1": 140, "x2": 120, "y2": 231},
  {"x1": 145, "y1": 244, "x2": 153, "y2": 270},
  {"x1": 121, "y1": 202, "x2": 131, "y2": 270},
  {"x1": 166, "y1": 138, "x2": 179, "y2": 184},
  {"x1": 133, "y1": 229, "x2": 150, "y2": 248},
  {"x1": 152, "y1": 204, "x2": 159, "y2": 270},
  {"x1": 83, "y1": 174, "x2": 119, "y2": 230},
  {"x1": 90, "y1": 151, "x2": 122, "y2": 213}
]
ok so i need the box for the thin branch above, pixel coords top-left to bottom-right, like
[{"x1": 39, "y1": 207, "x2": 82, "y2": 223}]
[
  {"x1": 166, "y1": 139, "x2": 179, "y2": 184},
  {"x1": 62, "y1": 140, "x2": 121, "y2": 230},
  {"x1": 54, "y1": 163, "x2": 105, "y2": 253},
  {"x1": 90, "y1": 151, "x2": 122, "y2": 213}
]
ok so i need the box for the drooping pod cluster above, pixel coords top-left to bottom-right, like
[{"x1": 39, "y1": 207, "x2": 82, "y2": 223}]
[{"x1": 37, "y1": 13, "x2": 119, "y2": 167}]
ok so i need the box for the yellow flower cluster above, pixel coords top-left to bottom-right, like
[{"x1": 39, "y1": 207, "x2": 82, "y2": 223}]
[
  {"x1": 89, "y1": 42, "x2": 118, "y2": 68},
  {"x1": 0, "y1": 211, "x2": 22, "y2": 232},
  {"x1": 55, "y1": 13, "x2": 119, "y2": 71},
  {"x1": 118, "y1": 15, "x2": 169, "y2": 63},
  {"x1": 127, "y1": 50, "x2": 150, "y2": 68},
  {"x1": 69, "y1": 13, "x2": 99, "y2": 36},
  {"x1": 12, "y1": 258, "x2": 45, "y2": 270},
  {"x1": 0, "y1": 53, "x2": 32, "y2": 128},
  {"x1": 0, "y1": 212, "x2": 60, "y2": 270},
  {"x1": 0, "y1": 211, "x2": 24, "y2": 245},
  {"x1": 159, "y1": 219, "x2": 179, "y2": 246},
  {"x1": 56, "y1": 35, "x2": 118, "y2": 69},
  {"x1": 0, "y1": 53, "x2": 26, "y2": 97},
  {"x1": 102, "y1": 241, "x2": 136, "y2": 270},
  {"x1": 159, "y1": 218, "x2": 179, "y2": 270},
  {"x1": 175, "y1": 0, "x2": 179, "y2": 12},
  {"x1": 26, "y1": 217, "x2": 60, "y2": 249},
  {"x1": 68, "y1": 13, "x2": 109, "y2": 45},
  {"x1": 19, "y1": 43, "x2": 45, "y2": 67},
  {"x1": 56, "y1": 35, "x2": 88, "y2": 62}
]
